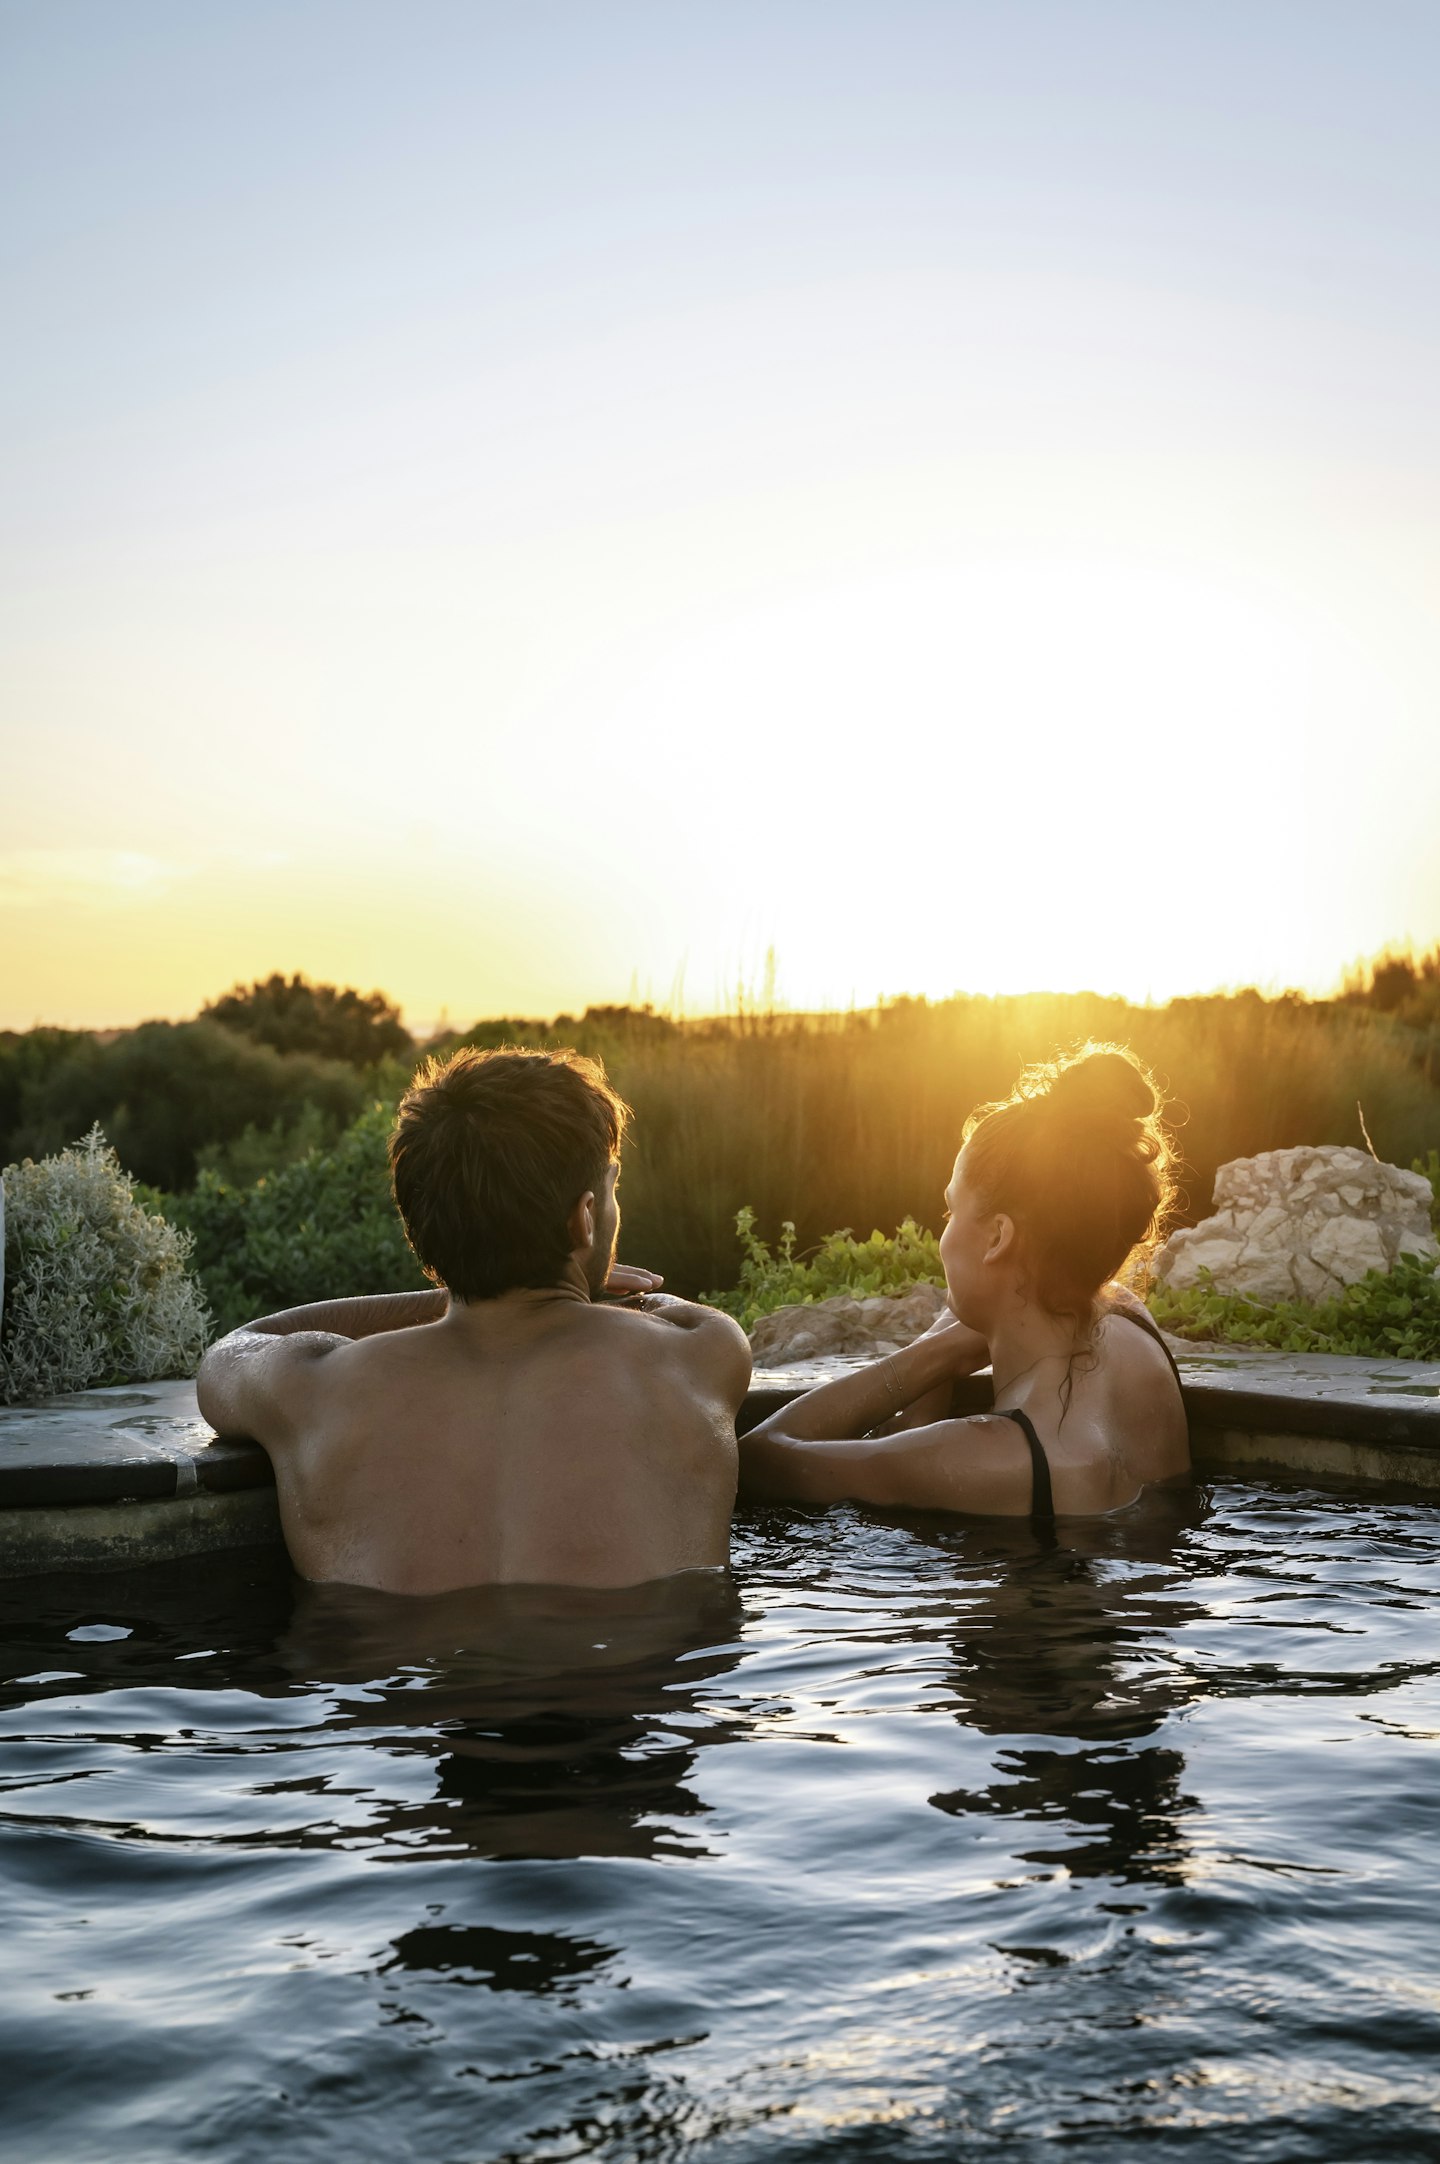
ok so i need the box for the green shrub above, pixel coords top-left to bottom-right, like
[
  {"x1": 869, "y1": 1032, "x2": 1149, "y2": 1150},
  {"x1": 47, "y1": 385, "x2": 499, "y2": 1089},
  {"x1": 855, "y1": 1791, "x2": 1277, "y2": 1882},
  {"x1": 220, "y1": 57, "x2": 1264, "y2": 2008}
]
[
  {"x1": 1148, "y1": 1254, "x2": 1440, "y2": 1360},
  {"x1": 8, "y1": 978, "x2": 1438, "y2": 1313},
  {"x1": 0, "y1": 1129, "x2": 210, "y2": 1403},
  {"x1": 7, "y1": 1020, "x2": 365, "y2": 1192},
  {"x1": 9, "y1": 983, "x2": 1440, "y2": 1300},
  {"x1": 703, "y1": 1207, "x2": 945, "y2": 1331},
  {"x1": 0, "y1": 1027, "x2": 91, "y2": 1169},
  {"x1": 166, "y1": 1104, "x2": 427, "y2": 1335},
  {"x1": 193, "y1": 1101, "x2": 336, "y2": 1188}
]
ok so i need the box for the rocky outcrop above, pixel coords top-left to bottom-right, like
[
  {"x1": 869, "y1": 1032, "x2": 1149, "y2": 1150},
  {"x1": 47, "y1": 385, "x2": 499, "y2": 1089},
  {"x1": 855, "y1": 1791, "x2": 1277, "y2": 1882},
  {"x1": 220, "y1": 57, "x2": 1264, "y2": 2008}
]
[
  {"x1": 748, "y1": 1283, "x2": 948, "y2": 1366},
  {"x1": 1153, "y1": 1146, "x2": 1438, "y2": 1305}
]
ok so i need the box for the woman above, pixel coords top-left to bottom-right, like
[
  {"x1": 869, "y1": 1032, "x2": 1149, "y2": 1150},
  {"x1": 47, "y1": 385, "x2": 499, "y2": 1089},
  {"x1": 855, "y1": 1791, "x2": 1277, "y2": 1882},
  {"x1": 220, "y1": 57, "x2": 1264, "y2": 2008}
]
[{"x1": 739, "y1": 1043, "x2": 1189, "y2": 1521}]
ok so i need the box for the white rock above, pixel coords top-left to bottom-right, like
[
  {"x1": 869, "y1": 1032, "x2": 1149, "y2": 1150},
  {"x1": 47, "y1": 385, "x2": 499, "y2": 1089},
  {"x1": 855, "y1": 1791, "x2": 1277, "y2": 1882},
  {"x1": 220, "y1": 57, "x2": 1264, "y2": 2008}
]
[{"x1": 1154, "y1": 1145, "x2": 1438, "y2": 1304}]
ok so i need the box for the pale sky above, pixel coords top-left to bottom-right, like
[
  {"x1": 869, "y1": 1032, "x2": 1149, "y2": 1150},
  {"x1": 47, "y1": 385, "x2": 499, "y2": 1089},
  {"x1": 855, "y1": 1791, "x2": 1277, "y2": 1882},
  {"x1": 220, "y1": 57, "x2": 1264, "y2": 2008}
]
[{"x1": 2, "y1": 0, "x2": 1438, "y2": 1030}]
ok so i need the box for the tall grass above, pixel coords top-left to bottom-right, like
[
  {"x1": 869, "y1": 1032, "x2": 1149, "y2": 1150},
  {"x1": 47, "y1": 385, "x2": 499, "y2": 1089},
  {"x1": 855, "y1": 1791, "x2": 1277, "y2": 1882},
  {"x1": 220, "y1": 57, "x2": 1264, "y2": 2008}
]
[{"x1": 575, "y1": 994, "x2": 1440, "y2": 1294}]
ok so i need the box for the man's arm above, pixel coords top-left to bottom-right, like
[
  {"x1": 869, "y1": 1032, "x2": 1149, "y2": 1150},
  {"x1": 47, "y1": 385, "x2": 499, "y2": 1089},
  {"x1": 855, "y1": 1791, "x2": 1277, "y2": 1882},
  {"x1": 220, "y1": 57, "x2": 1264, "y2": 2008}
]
[
  {"x1": 196, "y1": 1290, "x2": 448, "y2": 1444},
  {"x1": 232, "y1": 1291, "x2": 449, "y2": 1341}
]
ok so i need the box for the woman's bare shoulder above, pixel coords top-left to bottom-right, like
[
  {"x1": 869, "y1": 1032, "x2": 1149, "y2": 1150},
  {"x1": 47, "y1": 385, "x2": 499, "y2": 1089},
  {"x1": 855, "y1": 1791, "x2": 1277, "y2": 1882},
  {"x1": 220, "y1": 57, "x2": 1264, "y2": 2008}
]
[{"x1": 1092, "y1": 1311, "x2": 1189, "y2": 1475}]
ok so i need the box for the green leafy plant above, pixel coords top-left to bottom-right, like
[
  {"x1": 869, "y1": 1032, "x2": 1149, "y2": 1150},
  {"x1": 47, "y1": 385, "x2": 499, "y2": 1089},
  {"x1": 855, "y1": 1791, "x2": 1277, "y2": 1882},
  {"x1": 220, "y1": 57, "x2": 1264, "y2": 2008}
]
[
  {"x1": 193, "y1": 1101, "x2": 336, "y2": 1189},
  {"x1": 164, "y1": 1103, "x2": 427, "y2": 1335},
  {"x1": 1412, "y1": 1150, "x2": 1440, "y2": 1235},
  {"x1": 0, "y1": 1129, "x2": 210, "y2": 1402},
  {"x1": 1149, "y1": 1253, "x2": 1440, "y2": 1360},
  {"x1": 703, "y1": 1207, "x2": 945, "y2": 1332}
]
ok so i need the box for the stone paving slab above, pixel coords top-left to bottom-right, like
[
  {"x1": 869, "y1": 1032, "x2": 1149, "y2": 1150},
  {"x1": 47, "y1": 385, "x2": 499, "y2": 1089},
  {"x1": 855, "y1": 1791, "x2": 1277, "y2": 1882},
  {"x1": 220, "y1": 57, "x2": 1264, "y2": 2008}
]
[
  {"x1": 745, "y1": 1343, "x2": 1440, "y2": 1442},
  {"x1": 0, "y1": 1380, "x2": 271, "y2": 1507}
]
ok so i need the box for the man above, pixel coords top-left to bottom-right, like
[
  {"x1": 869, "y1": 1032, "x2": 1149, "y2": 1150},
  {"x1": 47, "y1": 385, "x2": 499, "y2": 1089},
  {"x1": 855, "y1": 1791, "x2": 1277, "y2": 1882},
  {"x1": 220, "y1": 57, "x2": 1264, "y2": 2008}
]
[{"x1": 196, "y1": 1047, "x2": 751, "y2": 1593}]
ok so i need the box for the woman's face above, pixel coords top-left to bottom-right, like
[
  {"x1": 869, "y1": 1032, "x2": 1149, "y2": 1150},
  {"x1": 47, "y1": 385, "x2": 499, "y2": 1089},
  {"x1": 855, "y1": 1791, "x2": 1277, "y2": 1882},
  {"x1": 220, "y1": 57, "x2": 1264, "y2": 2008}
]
[{"x1": 938, "y1": 1148, "x2": 995, "y2": 1327}]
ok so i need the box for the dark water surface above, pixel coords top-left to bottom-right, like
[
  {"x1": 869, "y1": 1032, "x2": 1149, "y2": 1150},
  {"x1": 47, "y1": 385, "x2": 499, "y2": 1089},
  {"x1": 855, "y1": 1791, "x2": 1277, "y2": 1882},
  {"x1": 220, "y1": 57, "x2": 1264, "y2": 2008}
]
[{"x1": 3, "y1": 1485, "x2": 1439, "y2": 2162}]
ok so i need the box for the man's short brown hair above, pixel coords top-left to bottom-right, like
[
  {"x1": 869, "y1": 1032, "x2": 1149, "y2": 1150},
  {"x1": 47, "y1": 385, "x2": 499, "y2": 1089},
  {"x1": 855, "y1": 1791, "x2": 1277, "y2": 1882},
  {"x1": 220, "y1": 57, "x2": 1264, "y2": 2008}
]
[{"x1": 389, "y1": 1047, "x2": 630, "y2": 1300}]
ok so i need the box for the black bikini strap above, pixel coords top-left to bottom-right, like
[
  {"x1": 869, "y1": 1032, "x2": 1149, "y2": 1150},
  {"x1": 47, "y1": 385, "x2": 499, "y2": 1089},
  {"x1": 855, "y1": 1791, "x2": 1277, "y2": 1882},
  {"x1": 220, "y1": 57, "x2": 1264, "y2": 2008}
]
[{"x1": 999, "y1": 1406, "x2": 1054, "y2": 1522}]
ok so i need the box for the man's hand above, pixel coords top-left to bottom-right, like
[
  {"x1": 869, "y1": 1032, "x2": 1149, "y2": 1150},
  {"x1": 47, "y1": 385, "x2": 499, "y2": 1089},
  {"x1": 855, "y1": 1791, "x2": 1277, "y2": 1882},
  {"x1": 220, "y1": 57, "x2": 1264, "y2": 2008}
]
[{"x1": 600, "y1": 1264, "x2": 665, "y2": 1301}]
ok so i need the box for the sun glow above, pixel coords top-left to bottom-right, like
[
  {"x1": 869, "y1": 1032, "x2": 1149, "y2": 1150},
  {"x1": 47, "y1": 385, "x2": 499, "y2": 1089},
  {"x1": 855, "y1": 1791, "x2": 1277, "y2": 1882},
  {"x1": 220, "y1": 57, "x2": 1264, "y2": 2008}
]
[
  {"x1": 495, "y1": 550, "x2": 1411, "y2": 1015},
  {"x1": 2, "y1": 545, "x2": 1431, "y2": 1030}
]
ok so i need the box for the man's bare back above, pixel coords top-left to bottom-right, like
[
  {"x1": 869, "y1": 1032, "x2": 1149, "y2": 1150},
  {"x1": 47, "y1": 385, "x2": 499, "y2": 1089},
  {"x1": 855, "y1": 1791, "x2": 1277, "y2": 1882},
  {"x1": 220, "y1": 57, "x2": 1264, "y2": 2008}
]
[{"x1": 197, "y1": 1282, "x2": 750, "y2": 1593}]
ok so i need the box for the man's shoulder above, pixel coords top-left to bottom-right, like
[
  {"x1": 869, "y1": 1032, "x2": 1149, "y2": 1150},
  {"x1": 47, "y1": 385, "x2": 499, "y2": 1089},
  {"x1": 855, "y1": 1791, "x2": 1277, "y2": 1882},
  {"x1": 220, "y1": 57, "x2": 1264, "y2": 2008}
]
[
  {"x1": 601, "y1": 1296, "x2": 749, "y2": 1345},
  {"x1": 198, "y1": 1323, "x2": 350, "y2": 1444},
  {"x1": 310, "y1": 1324, "x2": 463, "y2": 1398},
  {"x1": 581, "y1": 1298, "x2": 752, "y2": 1399}
]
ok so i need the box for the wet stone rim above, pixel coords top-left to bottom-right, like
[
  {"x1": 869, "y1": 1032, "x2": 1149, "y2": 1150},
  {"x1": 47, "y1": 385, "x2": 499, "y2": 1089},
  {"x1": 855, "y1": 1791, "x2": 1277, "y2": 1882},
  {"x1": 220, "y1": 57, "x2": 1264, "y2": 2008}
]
[{"x1": 0, "y1": 1384, "x2": 276, "y2": 1508}]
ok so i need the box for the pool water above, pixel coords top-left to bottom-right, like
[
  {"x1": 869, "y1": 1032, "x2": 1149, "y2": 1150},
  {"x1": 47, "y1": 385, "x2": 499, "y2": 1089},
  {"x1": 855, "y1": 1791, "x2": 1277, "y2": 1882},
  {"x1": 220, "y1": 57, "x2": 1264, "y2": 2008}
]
[{"x1": 3, "y1": 1483, "x2": 1439, "y2": 2162}]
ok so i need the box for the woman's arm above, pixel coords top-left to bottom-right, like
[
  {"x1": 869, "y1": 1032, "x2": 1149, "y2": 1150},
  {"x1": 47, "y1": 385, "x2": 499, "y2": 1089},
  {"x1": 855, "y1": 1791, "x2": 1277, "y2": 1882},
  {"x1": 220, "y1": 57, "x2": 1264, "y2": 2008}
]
[
  {"x1": 738, "y1": 1311, "x2": 990, "y2": 1502},
  {"x1": 746, "y1": 1308, "x2": 987, "y2": 1443},
  {"x1": 872, "y1": 1308, "x2": 990, "y2": 1433},
  {"x1": 739, "y1": 1407, "x2": 1033, "y2": 1514}
]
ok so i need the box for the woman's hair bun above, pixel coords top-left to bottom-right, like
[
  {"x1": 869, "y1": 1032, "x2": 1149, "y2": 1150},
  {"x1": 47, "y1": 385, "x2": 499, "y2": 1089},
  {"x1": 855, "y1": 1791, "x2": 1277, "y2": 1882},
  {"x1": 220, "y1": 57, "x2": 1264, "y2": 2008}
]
[
  {"x1": 1044, "y1": 1044, "x2": 1158, "y2": 1127},
  {"x1": 960, "y1": 1037, "x2": 1177, "y2": 1314}
]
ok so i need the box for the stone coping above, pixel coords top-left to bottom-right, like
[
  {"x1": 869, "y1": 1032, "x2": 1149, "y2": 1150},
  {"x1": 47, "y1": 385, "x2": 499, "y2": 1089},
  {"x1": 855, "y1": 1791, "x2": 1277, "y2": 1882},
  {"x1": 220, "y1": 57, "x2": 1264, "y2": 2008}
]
[
  {"x1": 0, "y1": 1346, "x2": 1437, "y2": 1512},
  {"x1": 738, "y1": 1345, "x2": 1440, "y2": 1444},
  {"x1": 0, "y1": 1380, "x2": 270, "y2": 1508}
]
